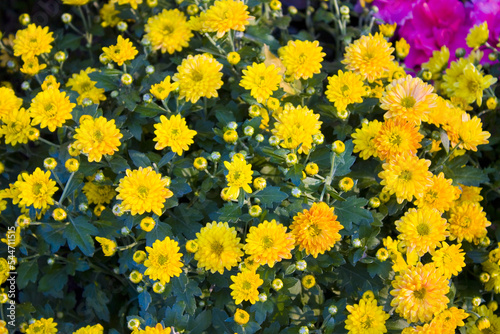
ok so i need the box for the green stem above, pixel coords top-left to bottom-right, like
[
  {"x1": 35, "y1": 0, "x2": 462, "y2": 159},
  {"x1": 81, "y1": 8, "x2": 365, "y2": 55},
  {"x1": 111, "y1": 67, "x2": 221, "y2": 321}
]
[
  {"x1": 37, "y1": 137, "x2": 59, "y2": 147},
  {"x1": 59, "y1": 172, "x2": 75, "y2": 203},
  {"x1": 319, "y1": 153, "x2": 336, "y2": 202}
]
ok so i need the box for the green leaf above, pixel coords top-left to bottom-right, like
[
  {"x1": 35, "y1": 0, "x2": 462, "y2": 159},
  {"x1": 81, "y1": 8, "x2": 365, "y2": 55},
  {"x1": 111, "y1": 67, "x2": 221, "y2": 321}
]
[
  {"x1": 135, "y1": 103, "x2": 164, "y2": 117},
  {"x1": 188, "y1": 310, "x2": 212, "y2": 333},
  {"x1": 173, "y1": 275, "x2": 202, "y2": 315},
  {"x1": 335, "y1": 196, "x2": 372, "y2": 231},
  {"x1": 212, "y1": 308, "x2": 232, "y2": 334},
  {"x1": 285, "y1": 164, "x2": 304, "y2": 186},
  {"x1": 38, "y1": 266, "x2": 68, "y2": 293},
  {"x1": 146, "y1": 221, "x2": 172, "y2": 247},
  {"x1": 158, "y1": 152, "x2": 176, "y2": 168},
  {"x1": 334, "y1": 140, "x2": 356, "y2": 177},
  {"x1": 108, "y1": 155, "x2": 130, "y2": 173},
  {"x1": 129, "y1": 150, "x2": 151, "y2": 168},
  {"x1": 138, "y1": 291, "x2": 152, "y2": 312},
  {"x1": 444, "y1": 165, "x2": 489, "y2": 186},
  {"x1": 255, "y1": 186, "x2": 288, "y2": 208},
  {"x1": 88, "y1": 70, "x2": 120, "y2": 91},
  {"x1": 212, "y1": 203, "x2": 242, "y2": 223},
  {"x1": 38, "y1": 224, "x2": 66, "y2": 253},
  {"x1": 83, "y1": 283, "x2": 110, "y2": 321},
  {"x1": 63, "y1": 216, "x2": 98, "y2": 256},
  {"x1": 17, "y1": 260, "x2": 38, "y2": 289}
]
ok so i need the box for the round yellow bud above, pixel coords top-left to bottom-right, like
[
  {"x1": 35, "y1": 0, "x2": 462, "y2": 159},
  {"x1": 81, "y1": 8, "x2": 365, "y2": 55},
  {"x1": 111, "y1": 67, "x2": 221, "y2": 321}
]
[
  {"x1": 476, "y1": 317, "x2": 490, "y2": 331},
  {"x1": 301, "y1": 275, "x2": 316, "y2": 289},
  {"x1": 194, "y1": 157, "x2": 208, "y2": 170},
  {"x1": 362, "y1": 290, "x2": 375, "y2": 301},
  {"x1": 223, "y1": 129, "x2": 238, "y2": 144},
  {"x1": 376, "y1": 248, "x2": 389, "y2": 261},
  {"x1": 339, "y1": 177, "x2": 354, "y2": 192},
  {"x1": 227, "y1": 51, "x2": 241, "y2": 65},
  {"x1": 472, "y1": 296, "x2": 482, "y2": 307},
  {"x1": 267, "y1": 97, "x2": 280, "y2": 111},
  {"x1": 272, "y1": 278, "x2": 283, "y2": 291},
  {"x1": 486, "y1": 97, "x2": 497, "y2": 110},
  {"x1": 153, "y1": 281, "x2": 165, "y2": 293},
  {"x1": 121, "y1": 73, "x2": 133, "y2": 85},
  {"x1": 44, "y1": 158, "x2": 58, "y2": 170},
  {"x1": 27, "y1": 128, "x2": 40, "y2": 141},
  {"x1": 94, "y1": 205, "x2": 105, "y2": 217},
  {"x1": 270, "y1": 0, "x2": 282, "y2": 11},
  {"x1": 253, "y1": 177, "x2": 267, "y2": 190},
  {"x1": 379, "y1": 191, "x2": 391, "y2": 203},
  {"x1": 488, "y1": 300, "x2": 498, "y2": 312},
  {"x1": 249, "y1": 205, "x2": 262, "y2": 217},
  {"x1": 186, "y1": 240, "x2": 199, "y2": 253},
  {"x1": 68, "y1": 144, "x2": 80, "y2": 157},
  {"x1": 65, "y1": 158, "x2": 79, "y2": 172},
  {"x1": 19, "y1": 14, "x2": 30, "y2": 26},
  {"x1": 480, "y1": 272, "x2": 490, "y2": 283},
  {"x1": 369, "y1": 197, "x2": 381, "y2": 208},
  {"x1": 234, "y1": 308, "x2": 250, "y2": 325},
  {"x1": 129, "y1": 270, "x2": 143, "y2": 283},
  {"x1": 52, "y1": 208, "x2": 67, "y2": 221},
  {"x1": 133, "y1": 250, "x2": 147, "y2": 264},
  {"x1": 286, "y1": 153, "x2": 298, "y2": 165},
  {"x1": 140, "y1": 217, "x2": 156, "y2": 232},
  {"x1": 305, "y1": 162, "x2": 318, "y2": 176},
  {"x1": 332, "y1": 140, "x2": 345, "y2": 154},
  {"x1": 147, "y1": 0, "x2": 158, "y2": 7}
]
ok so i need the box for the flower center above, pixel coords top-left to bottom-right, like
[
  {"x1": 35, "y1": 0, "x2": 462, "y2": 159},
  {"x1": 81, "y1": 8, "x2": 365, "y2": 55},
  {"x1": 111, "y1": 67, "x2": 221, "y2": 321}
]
[
  {"x1": 297, "y1": 53, "x2": 307, "y2": 65},
  {"x1": 157, "y1": 254, "x2": 168, "y2": 265},
  {"x1": 137, "y1": 185, "x2": 149, "y2": 199},
  {"x1": 361, "y1": 316, "x2": 373, "y2": 329},
  {"x1": 32, "y1": 182, "x2": 43, "y2": 195},
  {"x1": 399, "y1": 170, "x2": 412, "y2": 181},
  {"x1": 401, "y1": 96, "x2": 416, "y2": 109},
  {"x1": 44, "y1": 103, "x2": 57, "y2": 117},
  {"x1": 416, "y1": 223, "x2": 430, "y2": 236},
  {"x1": 94, "y1": 130, "x2": 103, "y2": 141},
  {"x1": 242, "y1": 280, "x2": 252, "y2": 290},
  {"x1": 262, "y1": 236, "x2": 273, "y2": 249},
  {"x1": 413, "y1": 287, "x2": 426, "y2": 299},
  {"x1": 308, "y1": 223, "x2": 322, "y2": 237},
  {"x1": 163, "y1": 24, "x2": 174, "y2": 34},
  {"x1": 211, "y1": 241, "x2": 224, "y2": 256},
  {"x1": 191, "y1": 70, "x2": 204, "y2": 82},
  {"x1": 80, "y1": 81, "x2": 93, "y2": 92},
  {"x1": 460, "y1": 217, "x2": 471, "y2": 228},
  {"x1": 389, "y1": 133, "x2": 402, "y2": 146},
  {"x1": 467, "y1": 79, "x2": 480, "y2": 93}
]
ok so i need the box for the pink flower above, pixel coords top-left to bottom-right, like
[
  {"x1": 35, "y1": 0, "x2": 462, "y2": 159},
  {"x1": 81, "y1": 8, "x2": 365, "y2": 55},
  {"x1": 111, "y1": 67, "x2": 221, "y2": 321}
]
[{"x1": 372, "y1": 0, "x2": 419, "y2": 25}]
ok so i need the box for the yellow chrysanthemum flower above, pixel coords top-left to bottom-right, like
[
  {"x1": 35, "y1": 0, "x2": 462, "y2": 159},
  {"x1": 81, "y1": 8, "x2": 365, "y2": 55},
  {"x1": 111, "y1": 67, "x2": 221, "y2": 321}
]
[
  {"x1": 73, "y1": 324, "x2": 104, "y2": 334},
  {"x1": 116, "y1": 167, "x2": 174, "y2": 216},
  {"x1": 352, "y1": 120, "x2": 382, "y2": 160},
  {"x1": 380, "y1": 75, "x2": 437, "y2": 125},
  {"x1": 0, "y1": 258, "x2": 9, "y2": 285},
  {"x1": 203, "y1": 0, "x2": 251, "y2": 38},
  {"x1": 240, "y1": 63, "x2": 282, "y2": 103},
  {"x1": 41, "y1": 75, "x2": 60, "y2": 91},
  {"x1": 466, "y1": 22, "x2": 489, "y2": 49},
  {"x1": 15, "y1": 168, "x2": 58, "y2": 210},
  {"x1": 67, "y1": 68, "x2": 106, "y2": 105},
  {"x1": 379, "y1": 23, "x2": 397, "y2": 37},
  {"x1": 145, "y1": 9, "x2": 193, "y2": 54},
  {"x1": 272, "y1": 105, "x2": 322, "y2": 154},
  {"x1": 95, "y1": 237, "x2": 117, "y2": 256},
  {"x1": 117, "y1": 0, "x2": 143, "y2": 10},
  {"x1": 457, "y1": 114, "x2": 490, "y2": 151},
  {"x1": 422, "y1": 46, "x2": 450, "y2": 78},
  {"x1": 244, "y1": 219, "x2": 295, "y2": 268},
  {"x1": 442, "y1": 56, "x2": 472, "y2": 97},
  {"x1": 153, "y1": 114, "x2": 197, "y2": 155},
  {"x1": 173, "y1": 54, "x2": 223, "y2": 103},
  {"x1": 102, "y1": 35, "x2": 138, "y2": 66},
  {"x1": 278, "y1": 40, "x2": 325, "y2": 80},
  {"x1": 26, "y1": 318, "x2": 58, "y2": 334},
  {"x1": 132, "y1": 323, "x2": 171, "y2": 334},
  {"x1": 20, "y1": 56, "x2": 47, "y2": 76},
  {"x1": 414, "y1": 172, "x2": 461, "y2": 213},
  {"x1": 195, "y1": 222, "x2": 244, "y2": 274},
  {"x1": 290, "y1": 202, "x2": 343, "y2": 258},
  {"x1": 391, "y1": 263, "x2": 449, "y2": 323},
  {"x1": 144, "y1": 237, "x2": 183, "y2": 284},
  {"x1": 448, "y1": 202, "x2": 490, "y2": 243},
  {"x1": 345, "y1": 299, "x2": 390, "y2": 334},
  {"x1": 482, "y1": 260, "x2": 500, "y2": 293},
  {"x1": 374, "y1": 118, "x2": 423, "y2": 161},
  {"x1": 223, "y1": 156, "x2": 253, "y2": 199},
  {"x1": 73, "y1": 116, "x2": 123, "y2": 162},
  {"x1": 100, "y1": 2, "x2": 121, "y2": 28},
  {"x1": 230, "y1": 270, "x2": 263, "y2": 305},
  {"x1": 82, "y1": 175, "x2": 116, "y2": 206},
  {"x1": 466, "y1": 305, "x2": 500, "y2": 334},
  {"x1": 234, "y1": 309, "x2": 250, "y2": 325},
  {"x1": 325, "y1": 70, "x2": 366, "y2": 112},
  {"x1": 13, "y1": 24, "x2": 54, "y2": 59},
  {"x1": 395, "y1": 208, "x2": 448, "y2": 256},
  {"x1": 150, "y1": 76, "x2": 179, "y2": 100},
  {"x1": 342, "y1": 33, "x2": 395, "y2": 82},
  {"x1": 0, "y1": 87, "x2": 23, "y2": 121},
  {"x1": 62, "y1": 0, "x2": 91, "y2": 5},
  {"x1": 29, "y1": 88, "x2": 75, "y2": 132},
  {"x1": 456, "y1": 184, "x2": 483, "y2": 204},
  {"x1": 454, "y1": 63, "x2": 497, "y2": 107},
  {"x1": 0, "y1": 107, "x2": 32, "y2": 146},
  {"x1": 430, "y1": 307, "x2": 468, "y2": 333},
  {"x1": 432, "y1": 242, "x2": 465, "y2": 279}
]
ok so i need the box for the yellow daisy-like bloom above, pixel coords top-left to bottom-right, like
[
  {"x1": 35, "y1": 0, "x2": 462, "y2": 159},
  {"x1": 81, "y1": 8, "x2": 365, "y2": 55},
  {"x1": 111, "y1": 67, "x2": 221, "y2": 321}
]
[
  {"x1": 41, "y1": 75, "x2": 60, "y2": 91},
  {"x1": 150, "y1": 76, "x2": 179, "y2": 100},
  {"x1": 290, "y1": 202, "x2": 343, "y2": 258},
  {"x1": 352, "y1": 120, "x2": 382, "y2": 160},
  {"x1": 0, "y1": 87, "x2": 23, "y2": 121},
  {"x1": 230, "y1": 270, "x2": 263, "y2": 305},
  {"x1": 414, "y1": 172, "x2": 461, "y2": 213},
  {"x1": 82, "y1": 175, "x2": 116, "y2": 205},
  {"x1": 390, "y1": 263, "x2": 449, "y2": 323},
  {"x1": 379, "y1": 23, "x2": 397, "y2": 37},
  {"x1": 73, "y1": 116, "x2": 123, "y2": 162},
  {"x1": 278, "y1": 40, "x2": 325, "y2": 80},
  {"x1": 95, "y1": 237, "x2": 117, "y2": 256},
  {"x1": 234, "y1": 309, "x2": 250, "y2": 325},
  {"x1": 374, "y1": 118, "x2": 423, "y2": 161},
  {"x1": 173, "y1": 54, "x2": 223, "y2": 104},
  {"x1": 342, "y1": 33, "x2": 395, "y2": 83},
  {"x1": 15, "y1": 168, "x2": 58, "y2": 210},
  {"x1": 153, "y1": 114, "x2": 197, "y2": 155},
  {"x1": 457, "y1": 114, "x2": 490, "y2": 151},
  {"x1": 26, "y1": 318, "x2": 58, "y2": 334},
  {"x1": 116, "y1": 167, "x2": 174, "y2": 216},
  {"x1": 29, "y1": 88, "x2": 75, "y2": 132},
  {"x1": 448, "y1": 202, "x2": 490, "y2": 243},
  {"x1": 132, "y1": 323, "x2": 171, "y2": 334},
  {"x1": 102, "y1": 35, "x2": 138, "y2": 66},
  {"x1": 0, "y1": 258, "x2": 9, "y2": 285},
  {"x1": 466, "y1": 22, "x2": 489, "y2": 50},
  {"x1": 13, "y1": 24, "x2": 54, "y2": 59},
  {"x1": 203, "y1": 0, "x2": 251, "y2": 38},
  {"x1": 240, "y1": 63, "x2": 282, "y2": 104},
  {"x1": 144, "y1": 237, "x2": 183, "y2": 284},
  {"x1": 145, "y1": 9, "x2": 193, "y2": 54},
  {"x1": 20, "y1": 56, "x2": 47, "y2": 76},
  {"x1": 442, "y1": 57, "x2": 472, "y2": 97},
  {"x1": 0, "y1": 108, "x2": 32, "y2": 146},
  {"x1": 345, "y1": 298, "x2": 390, "y2": 334},
  {"x1": 67, "y1": 68, "x2": 106, "y2": 105},
  {"x1": 117, "y1": 0, "x2": 143, "y2": 10},
  {"x1": 466, "y1": 305, "x2": 500, "y2": 334},
  {"x1": 395, "y1": 38, "x2": 410, "y2": 59},
  {"x1": 380, "y1": 75, "x2": 437, "y2": 125},
  {"x1": 243, "y1": 219, "x2": 295, "y2": 268},
  {"x1": 422, "y1": 46, "x2": 450, "y2": 79},
  {"x1": 456, "y1": 184, "x2": 483, "y2": 204},
  {"x1": 73, "y1": 324, "x2": 104, "y2": 334},
  {"x1": 272, "y1": 105, "x2": 322, "y2": 154},
  {"x1": 325, "y1": 70, "x2": 366, "y2": 112},
  {"x1": 432, "y1": 242, "x2": 465, "y2": 279},
  {"x1": 223, "y1": 156, "x2": 253, "y2": 199},
  {"x1": 62, "y1": 0, "x2": 91, "y2": 5},
  {"x1": 195, "y1": 222, "x2": 244, "y2": 274},
  {"x1": 395, "y1": 208, "x2": 448, "y2": 256},
  {"x1": 482, "y1": 260, "x2": 500, "y2": 293},
  {"x1": 378, "y1": 154, "x2": 432, "y2": 204},
  {"x1": 100, "y1": 2, "x2": 121, "y2": 28},
  {"x1": 455, "y1": 63, "x2": 497, "y2": 107},
  {"x1": 431, "y1": 307, "x2": 468, "y2": 334}
]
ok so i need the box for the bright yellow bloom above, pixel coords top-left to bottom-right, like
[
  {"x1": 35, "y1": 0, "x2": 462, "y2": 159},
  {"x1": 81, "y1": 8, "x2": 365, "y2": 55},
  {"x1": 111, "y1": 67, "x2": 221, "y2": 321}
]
[
  {"x1": 345, "y1": 298, "x2": 390, "y2": 334},
  {"x1": 203, "y1": 0, "x2": 251, "y2": 38},
  {"x1": 442, "y1": 56, "x2": 472, "y2": 97},
  {"x1": 15, "y1": 168, "x2": 58, "y2": 210},
  {"x1": 13, "y1": 24, "x2": 54, "y2": 59},
  {"x1": 73, "y1": 324, "x2": 104, "y2": 334},
  {"x1": 379, "y1": 23, "x2": 397, "y2": 37},
  {"x1": 132, "y1": 324, "x2": 171, "y2": 334},
  {"x1": 116, "y1": 167, "x2": 174, "y2": 216},
  {"x1": 352, "y1": 120, "x2": 382, "y2": 160},
  {"x1": 240, "y1": 63, "x2": 282, "y2": 103},
  {"x1": 272, "y1": 105, "x2": 322, "y2": 154},
  {"x1": 195, "y1": 222, "x2": 244, "y2": 274},
  {"x1": 414, "y1": 172, "x2": 461, "y2": 213},
  {"x1": 395, "y1": 208, "x2": 448, "y2": 256},
  {"x1": 456, "y1": 184, "x2": 483, "y2": 205},
  {"x1": 380, "y1": 75, "x2": 437, "y2": 125},
  {"x1": 26, "y1": 318, "x2": 58, "y2": 334},
  {"x1": 20, "y1": 56, "x2": 46, "y2": 76},
  {"x1": 301, "y1": 275, "x2": 316, "y2": 289},
  {"x1": 82, "y1": 175, "x2": 116, "y2": 205},
  {"x1": 29, "y1": 88, "x2": 75, "y2": 132},
  {"x1": 41, "y1": 75, "x2": 60, "y2": 91},
  {"x1": 223, "y1": 156, "x2": 253, "y2": 199},
  {"x1": 150, "y1": 76, "x2": 179, "y2": 100},
  {"x1": 278, "y1": 40, "x2": 325, "y2": 80},
  {"x1": 342, "y1": 33, "x2": 395, "y2": 82},
  {"x1": 430, "y1": 307, "x2": 468, "y2": 334},
  {"x1": 95, "y1": 237, "x2": 117, "y2": 256},
  {"x1": 482, "y1": 260, "x2": 500, "y2": 293},
  {"x1": 454, "y1": 63, "x2": 497, "y2": 106},
  {"x1": 1, "y1": 226, "x2": 22, "y2": 248},
  {"x1": 448, "y1": 202, "x2": 490, "y2": 243},
  {"x1": 234, "y1": 309, "x2": 250, "y2": 325},
  {"x1": 230, "y1": 270, "x2": 263, "y2": 304},
  {"x1": 73, "y1": 116, "x2": 123, "y2": 162},
  {"x1": 395, "y1": 38, "x2": 410, "y2": 59},
  {"x1": 467, "y1": 22, "x2": 489, "y2": 49},
  {"x1": 0, "y1": 258, "x2": 9, "y2": 285},
  {"x1": 290, "y1": 202, "x2": 343, "y2": 258},
  {"x1": 374, "y1": 118, "x2": 423, "y2": 161},
  {"x1": 153, "y1": 114, "x2": 197, "y2": 155},
  {"x1": 432, "y1": 242, "x2": 465, "y2": 279},
  {"x1": 102, "y1": 35, "x2": 138, "y2": 66},
  {"x1": 325, "y1": 70, "x2": 366, "y2": 112},
  {"x1": 173, "y1": 54, "x2": 223, "y2": 103},
  {"x1": 67, "y1": 68, "x2": 106, "y2": 105},
  {"x1": 422, "y1": 46, "x2": 450, "y2": 78},
  {"x1": 145, "y1": 9, "x2": 193, "y2": 54},
  {"x1": 244, "y1": 219, "x2": 295, "y2": 267},
  {"x1": 457, "y1": 114, "x2": 490, "y2": 151},
  {"x1": 62, "y1": 0, "x2": 91, "y2": 5},
  {"x1": 0, "y1": 107, "x2": 32, "y2": 146},
  {"x1": 0, "y1": 87, "x2": 23, "y2": 121},
  {"x1": 144, "y1": 237, "x2": 183, "y2": 284},
  {"x1": 100, "y1": 2, "x2": 121, "y2": 28},
  {"x1": 117, "y1": 0, "x2": 143, "y2": 10},
  {"x1": 466, "y1": 305, "x2": 500, "y2": 334},
  {"x1": 391, "y1": 263, "x2": 449, "y2": 323}
]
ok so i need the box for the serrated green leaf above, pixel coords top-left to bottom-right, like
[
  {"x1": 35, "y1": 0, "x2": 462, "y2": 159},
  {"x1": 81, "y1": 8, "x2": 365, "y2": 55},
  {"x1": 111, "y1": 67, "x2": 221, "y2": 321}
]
[
  {"x1": 444, "y1": 165, "x2": 489, "y2": 186},
  {"x1": 129, "y1": 149, "x2": 151, "y2": 168},
  {"x1": 63, "y1": 216, "x2": 98, "y2": 256},
  {"x1": 255, "y1": 186, "x2": 288, "y2": 208},
  {"x1": 108, "y1": 155, "x2": 130, "y2": 173},
  {"x1": 335, "y1": 196, "x2": 372, "y2": 230},
  {"x1": 173, "y1": 275, "x2": 202, "y2": 315},
  {"x1": 17, "y1": 260, "x2": 38, "y2": 289}
]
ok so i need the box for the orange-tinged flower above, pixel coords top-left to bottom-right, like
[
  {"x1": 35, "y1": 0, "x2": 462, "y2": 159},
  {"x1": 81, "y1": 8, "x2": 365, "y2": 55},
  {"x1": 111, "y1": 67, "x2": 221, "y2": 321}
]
[
  {"x1": 73, "y1": 116, "x2": 123, "y2": 162},
  {"x1": 374, "y1": 118, "x2": 423, "y2": 161},
  {"x1": 414, "y1": 172, "x2": 461, "y2": 213},
  {"x1": 448, "y1": 202, "x2": 490, "y2": 243},
  {"x1": 352, "y1": 120, "x2": 382, "y2": 160},
  {"x1": 278, "y1": 40, "x2": 325, "y2": 80}
]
